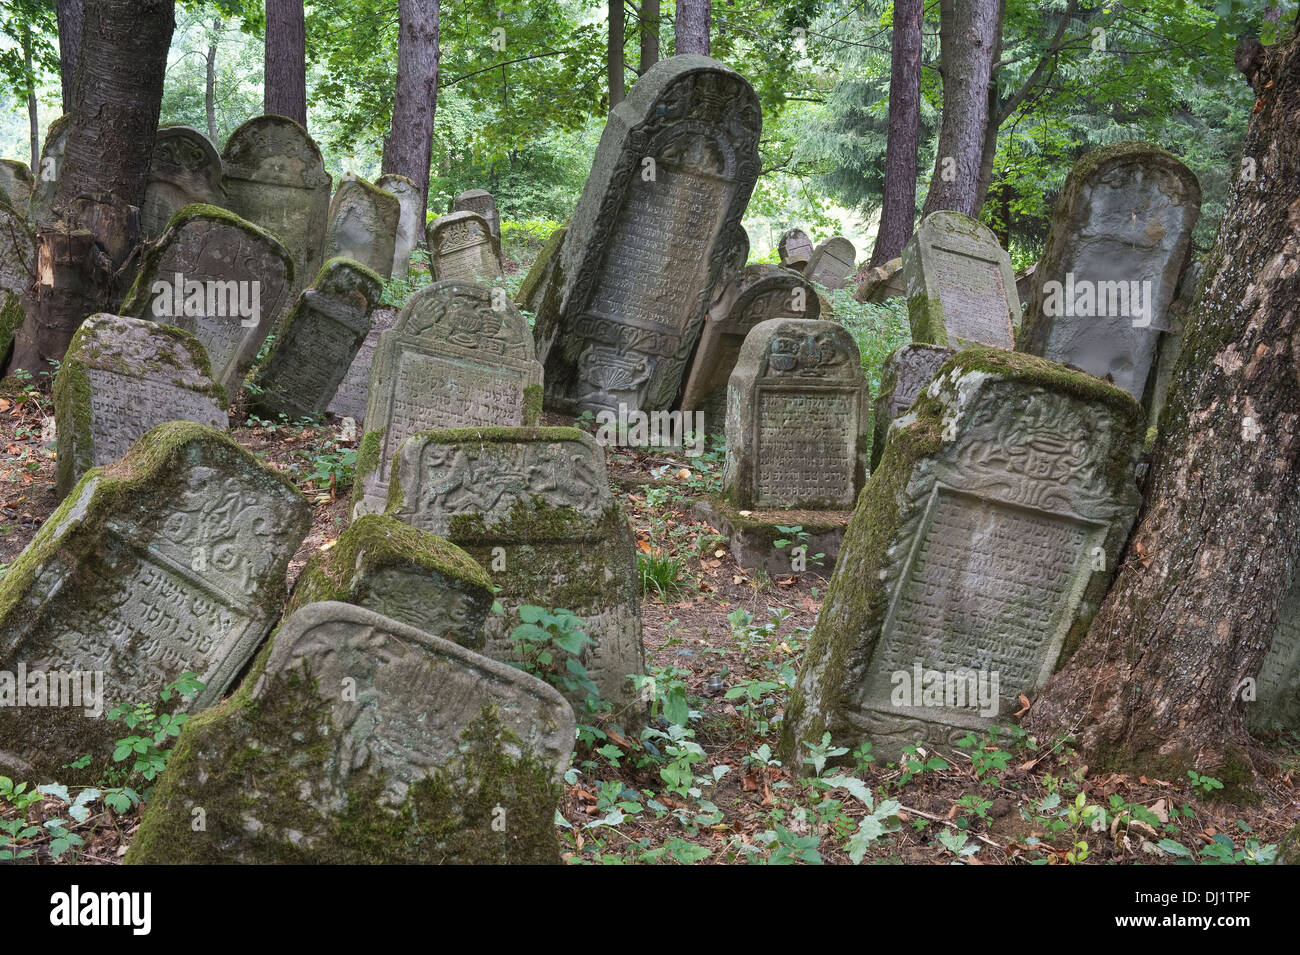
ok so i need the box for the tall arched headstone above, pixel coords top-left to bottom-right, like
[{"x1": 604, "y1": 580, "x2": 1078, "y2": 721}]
[
  {"x1": 323, "y1": 175, "x2": 400, "y2": 279},
  {"x1": 142, "y1": 125, "x2": 226, "y2": 240},
  {"x1": 376, "y1": 173, "x2": 424, "y2": 279}
]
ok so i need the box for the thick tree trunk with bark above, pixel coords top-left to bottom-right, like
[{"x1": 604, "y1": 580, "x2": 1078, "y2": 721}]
[
  {"x1": 382, "y1": 0, "x2": 439, "y2": 213},
  {"x1": 870, "y1": 0, "x2": 923, "y2": 266},
  {"x1": 1025, "y1": 34, "x2": 1300, "y2": 788},
  {"x1": 921, "y1": 0, "x2": 1002, "y2": 217},
  {"x1": 55, "y1": 0, "x2": 83, "y2": 115},
  {"x1": 675, "y1": 0, "x2": 710, "y2": 56},
  {"x1": 264, "y1": 0, "x2": 307, "y2": 127},
  {"x1": 640, "y1": 0, "x2": 660, "y2": 74},
  {"x1": 608, "y1": 0, "x2": 625, "y2": 107},
  {"x1": 5, "y1": 0, "x2": 174, "y2": 378}
]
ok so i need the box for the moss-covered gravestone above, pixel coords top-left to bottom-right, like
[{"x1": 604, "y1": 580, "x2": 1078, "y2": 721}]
[
  {"x1": 289, "y1": 514, "x2": 494, "y2": 650},
  {"x1": 805, "y1": 236, "x2": 856, "y2": 290},
  {"x1": 427, "y1": 210, "x2": 503, "y2": 282},
  {"x1": 352, "y1": 281, "x2": 544, "y2": 516},
  {"x1": 903, "y1": 211, "x2": 1020, "y2": 350},
  {"x1": 323, "y1": 175, "x2": 400, "y2": 280},
  {"x1": 0, "y1": 200, "x2": 35, "y2": 363},
  {"x1": 122, "y1": 204, "x2": 293, "y2": 395},
  {"x1": 141, "y1": 126, "x2": 226, "y2": 241},
  {"x1": 376, "y1": 173, "x2": 422, "y2": 279},
  {"x1": 1017, "y1": 142, "x2": 1201, "y2": 400},
  {"x1": 327, "y1": 305, "x2": 397, "y2": 423},
  {"x1": 125, "y1": 601, "x2": 575, "y2": 864},
  {"x1": 532, "y1": 55, "x2": 761, "y2": 417},
  {"x1": 452, "y1": 188, "x2": 501, "y2": 241},
  {"x1": 249, "y1": 258, "x2": 383, "y2": 419},
  {"x1": 53, "y1": 314, "x2": 228, "y2": 497},
  {"x1": 0, "y1": 422, "x2": 311, "y2": 782},
  {"x1": 1249, "y1": 564, "x2": 1300, "y2": 734},
  {"x1": 781, "y1": 349, "x2": 1144, "y2": 763},
  {"x1": 870, "y1": 343, "x2": 955, "y2": 471},
  {"x1": 0, "y1": 159, "x2": 34, "y2": 216},
  {"x1": 778, "y1": 228, "x2": 813, "y2": 272},
  {"x1": 386, "y1": 427, "x2": 644, "y2": 715},
  {"x1": 515, "y1": 224, "x2": 566, "y2": 315}
]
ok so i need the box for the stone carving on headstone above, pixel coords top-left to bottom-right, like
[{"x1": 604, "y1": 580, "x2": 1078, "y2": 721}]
[
  {"x1": 451, "y1": 188, "x2": 501, "y2": 241},
  {"x1": 781, "y1": 349, "x2": 1145, "y2": 762},
  {"x1": 778, "y1": 228, "x2": 813, "y2": 272},
  {"x1": 0, "y1": 201, "x2": 35, "y2": 361},
  {"x1": 870, "y1": 343, "x2": 955, "y2": 470},
  {"x1": 805, "y1": 236, "x2": 856, "y2": 289},
  {"x1": 531, "y1": 55, "x2": 762, "y2": 417},
  {"x1": 28, "y1": 114, "x2": 69, "y2": 226},
  {"x1": 327, "y1": 304, "x2": 397, "y2": 423},
  {"x1": 323, "y1": 175, "x2": 401, "y2": 279},
  {"x1": 376, "y1": 173, "x2": 423, "y2": 279},
  {"x1": 426, "y1": 210, "x2": 503, "y2": 283},
  {"x1": 0, "y1": 159, "x2": 34, "y2": 216},
  {"x1": 141, "y1": 126, "x2": 226, "y2": 241}
]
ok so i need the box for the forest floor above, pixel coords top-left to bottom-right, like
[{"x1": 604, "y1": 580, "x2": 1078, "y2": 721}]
[{"x1": 2, "y1": 375, "x2": 1298, "y2": 865}]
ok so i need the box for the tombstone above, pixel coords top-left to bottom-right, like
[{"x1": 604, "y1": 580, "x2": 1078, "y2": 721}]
[
  {"x1": 680, "y1": 265, "x2": 820, "y2": 429},
  {"x1": 1147, "y1": 259, "x2": 1202, "y2": 431},
  {"x1": 515, "y1": 224, "x2": 566, "y2": 314},
  {"x1": 121, "y1": 204, "x2": 293, "y2": 395},
  {"x1": 0, "y1": 421, "x2": 311, "y2": 782},
  {"x1": 53, "y1": 314, "x2": 229, "y2": 497},
  {"x1": 1251, "y1": 565, "x2": 1300, "y2": 733},
  {"x1": 426, "y1": 210, "x2": 503, "y2": 282},
  {"x1": 778, "y1": 228, "x2": 813, "y2": 272},
  {"x1": 781, "y1": 348, "x2": 1145, "y2": 763},
  {"x1": 323, "y1": 175, "x2": 400, "y2": 279},
  {"x1": 0, "y1": 202, "x2": 35, "y2": 362},
  {"x1": 903, "y1": 211, "x2": 1020, "y2": 351},
  {"x1": 327, "y1": 305, "x2": 397, "y2": 423},
  {"x1": 0, "y1": 159, "x2": 34, "y2": 215},
  {"x1": 722, "y1": 318, "x2": 869, "y2": 510},
  {"x1": 141, "y1": 126, "x2": 225, "y2": 241},
  {"x1": 870, "y1": 343, "x2": 955, "y2": 470},
  {"x1": 376, "y1": 173, "x2": 423, "y2": 279},
  {"x1": 249, "y1": 258, "x2": 383, "y2": 419},
  {"x1": 387, "y1": 427, "x2": 644, "y2": 713},
  {"x1": 28, "y1": 114, "x2": 70, "y2": 226},
  {"x1": 125, "y1": 602, "x2": 575, "y2": 865},
  {"x1": 352, "y1": 280, "x2": 544, "y2": 516},
  {"x1": 531, "y1": 55, "x2": 761, "y2": 417},
  {"x1": 451, "y1": 188, "x2": 501, "y2": 241},
  {"x1": 220, "y1": 115, "x2": 332, "y2": 298},
  {"x1": 1014, "y1": 261, "x2": 1038, "y2": 308},
  {"x1": 1018, "y1": 142, "x2": 1201, "y2": 399},
  {"x1": 853, "y1": 257, "x2": 905, "y2": 304},
  {"x1": 805, "y1": 236, "x2": 856, "y2": 289}
]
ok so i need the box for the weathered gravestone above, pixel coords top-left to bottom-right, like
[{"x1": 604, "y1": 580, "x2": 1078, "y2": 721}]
[
  {"x1": 0, "y1": 422, "x2": 310, "y2": 782},
  {"x1": 141, "y1": 126, "x2": 225, "y2": 241},
  {"x1": 805, "y1": 236, "x2": 857, "y2": 289},
  {"x1": 125, "y1": 601, "x2": 575, "y2": 865},
  {"x1": 781, "y1": 349, "x2": 1145, "y2": 762},
  {"x1": 778, "y1": 228, "x2": 813, "y2": 272},
  {"x1": 451, "y1": 188, "x2": 501, "y2": 241},
  {"x1": 531, "y1": 55, "x2": 761, "y2": 416},
  {"x1": 122, "y1": 204, "x2": 293, "y2": 395},
  {"x1": 680, "y1": 265, "x2": 820, "y2": 429},
  {"x1": 515, "y1": 224, "x2": 566, "y2": 314},
  {"x1": 853, "y1": 257, "x2": 905, "y2": 304},
  {"x1": 249, "y1": 257, "x2": 383, "y2": 419},
  {"x1": 352, "y1": 280, "x2": 543, "y2": 516},
  {"x1": 327, "y1": 305, "x2": 397, "y2": 423},
  {"x1": 386, "y1": 427, "x2": 644, "y2": 714},
  {"x1": 870, "y1": 343, "x2": 955, "y2": 470},
  {"x1": 323, "y1": 175, "x2": 400, "y2": 279},
  {"x1": 427, "y1": 210, "x2": 503, "y2": 282},
  {"x1": 220, "y1": 115, "x2": 331, "y2": 298},
  {"x1": 27, "y1": 115, "x2": 69, "y2": 226},
  {"x1": 288, "y1": 514, "x2": 494, "y2": 651},
  {"x1": 722, "y1": 318, "x2": 869, "y2": 510},
  {"x1": 53, "y1": 314, "x2": 228, "y2": 497},
  {"x1": 376, "y1": 173, "x2": 423, "y2": 279},
  {"x1": 0, "y1": 201, "x2": 35, "y2": 361},
  {"x1": 1018, "y1": 142, "x2": 1201, "y2": 400},
  {"x1": 1251, "y1": 565, "x2": 1300, "y2": 733},
  {"x1": 903, "y1": 210, "x2": 1020, "y2": 350},
  {"x1": 0, "y1": 159, "x2": 34, "y2": 215}
]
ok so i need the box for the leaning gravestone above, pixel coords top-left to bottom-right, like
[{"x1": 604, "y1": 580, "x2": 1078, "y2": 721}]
[
  {"x1": 323, "y1": 175, "x2": 400, "y2": 279},
  {"x1": 805, "y1": 236, "x2": 857, "y2": 289},
  {"x1": 903, "y1": 210, "x2": 1020, "y2": 350},
  {"x1": 0, "y1": 422, "x2": 310, "y2": 783},
  {"x1": 515, "y1": 224, "x2": 566, "y2": 314},
  {"x1": 53, "y1": 314, "x2": 228, "y2": 497},
  {"x1": 0, "y1": 159, "x2": 34, "y2": 215},
  {"x1": 778, "y1": 228, "x2": 813, "y2": 272},
  {"x1": 121, "y1": 204, "x2": 293, "y2": 395},
  {"x1": 27, "y1": 115, "x2": 69, "y2": 226},
  {"x1": 387, "y1": 427, "x2": 644, "y2": 714},
  {"x1": 1018, "y1": 142, "x2": 1201, "y2": 400},
  {"x1": 352, "y1": 280, "x2": 543, "y2": 516},
  {"x1": 141, "y1": 126, "x2": 226, "y2": 241},
  {"x1": 781, "y1": 349, "x2": 1145, "y2": 762},
  {"x1": 249, "y1": 257, "x2": 383, "y2": 419},
  {"x1": 451, "y1": 188, "x2": 501, "y2": 241},
  {"x1": 680, "y1": 265, "x2": 820, "y2": 428},
  {"x1": 1250, "y1": 565, "x2": 1300, "y2": 733},
  {"x1": 427, "y1": 211, "x2": 503, "y2": 282},
  {"x1": 376, "y1": 173, "x2": 423, "y2": 279},
  {"x1": 722, "y1": 318, "x2": 870, "y2": 510},
  {"x1": 0, "y1": 202, "x2": 35, "y2": 361},
  {"x1": 532, "y1": 55, "x2": 761, "y2": 416},
  {"x1": 853, "y1": 257, "x2": 905, "y2": 303},
  {"x1": 125, "y1": 601, "x2": 575, "y2": 865},
  {"x1": 327, "y1": 305, "x2": 397, "y2": 423},
  {"x1": 870, "y1": 343, "x2": 955, "y2": 470},
  {"x1": 220, "y1": 115, "x2": 332, "y2": 298}
]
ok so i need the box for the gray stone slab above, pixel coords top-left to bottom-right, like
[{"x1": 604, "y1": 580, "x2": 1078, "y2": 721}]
[
  {"x1": 451, "y1": 188, "x2": 501, "y2": 241},
  {"x1": 142, "y1": 126, "x2": 226, "y2": 240},
  {"x1": 377, "y1": 173, "x2": 423, "y2": 279},
  {"x1": 427, "y1": 210, "x2": 503, "y2": 283},
  {"x1": 327, "y1": 305, "x2": 397, "y2": 423},
  {"x1": 778, "y1": 228, "x2": 813, "y2": 271},
  {"x1": 806, "y1": 236, "x2": 856, "y2": 289},
  {"x1": 870, "y1": 343, "x2": 955, "y2": 470},
  {"x1": 324, "y1": 175, "x2": 400, "y2": 279},
  {"x1": 0, "y1": 159, "x2": 34, "y2": 216}
]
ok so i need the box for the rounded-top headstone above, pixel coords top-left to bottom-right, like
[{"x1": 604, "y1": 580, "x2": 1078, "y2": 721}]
[
  {"x1": 376, "y1": 173, "x2": 424, "y2": 279},
  {"x1": 324, "y1": 174, "x2": 401, "y2": 279},
  {"x1": 426, "y1": 209, "x2": 502, "y2": 282},
  {"x1": 142, "y1": 125, "x2": 226, "y2": 240},
  {"x1": 806, "y1": 236, "x2": 857, "y2": 289},
  {"x1": 451, "y1": 188, "x2": 501, "y2": 240},
  {"x1": 0, "y1": 159, "x2": 34, "y2": 215},
  {"x1": 778, "y1": 228, "x2": 813, "y2": 270}
]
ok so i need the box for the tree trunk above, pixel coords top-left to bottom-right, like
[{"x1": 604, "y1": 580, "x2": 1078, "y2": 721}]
[
  {"x1": 382, "y1": 0, "x2": 439, "y2": 215},
  {"x1": 23, "y1": 27, "x2": 40, "y2": 173},
  {"x1": 264, "y1": 0, "x2": 307, "y2": 127},
  {"x1": 640, "y1": 0, "x2": 660, "y2": 74},
  {"x1": 206, "y1": 18, "x2": 221, "y2": 144},
  {"x1": 675, "y1": 0, "x2": 710, "y2": 56},
  {"x1": 1024, "y1": 33, "x2": 1300, "y2": 788},
  {"x1": 921, "y1": 0, "x2": 1002, "y2": 218},
  {"x1": 869, "y1": 0, "x2": 923, "y2": 266},
  {"x1": 5, "y1": 0, "x2": 174, "y2": 378},
  {"x1": 608, "y1": 0, "x2": 625, "y2": 108},
  {"x1": 55, "y1": 0, "x2": 83, "y2": 116}
]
